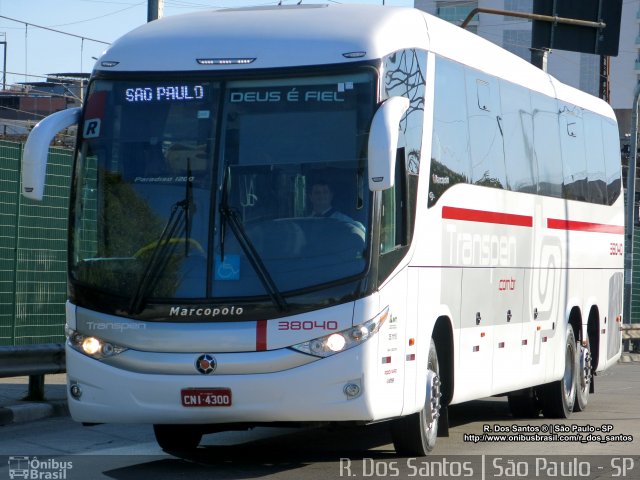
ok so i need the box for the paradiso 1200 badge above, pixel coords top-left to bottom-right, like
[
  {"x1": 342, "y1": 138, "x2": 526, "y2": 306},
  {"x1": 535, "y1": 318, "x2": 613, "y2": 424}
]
[{"x1": 195, "y1": 354, "x2": 217, "y2": 374}]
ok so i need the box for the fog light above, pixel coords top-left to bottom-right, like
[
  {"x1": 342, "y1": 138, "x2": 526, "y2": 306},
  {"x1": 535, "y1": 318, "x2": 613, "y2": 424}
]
[
  {"x1": 101, "y1": 343, "x2": 114, "y2": 356},
  {"x1": 82, "y1": 337, "x2": 101, "y2": 355},
  {"x1": 309, "y1": 339, "x2": 325, "y2": 356},
  {"x1": 70, "y1": 383, "x2": 82, "y2": 399},
  {"x1": 344, "y1": 383, "x2": 361, "y2": 398}
]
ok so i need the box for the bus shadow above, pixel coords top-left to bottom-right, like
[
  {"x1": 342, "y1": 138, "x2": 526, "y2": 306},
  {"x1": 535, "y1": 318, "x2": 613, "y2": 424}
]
[
  {"x1": 104, "y1": 423, "x2": 396, "y2": 480},
  {"x1": 448, "y1": 397, "x2": 516, "y2": 428},
  {"x1": 105, "y1": 399, "x2": 519, "y2": 479}
]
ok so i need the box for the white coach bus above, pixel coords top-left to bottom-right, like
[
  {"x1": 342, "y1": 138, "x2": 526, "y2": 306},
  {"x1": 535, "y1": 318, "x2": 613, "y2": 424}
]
[{"x1": 22, "y1": 4, "x2": 623, "y2": 455}]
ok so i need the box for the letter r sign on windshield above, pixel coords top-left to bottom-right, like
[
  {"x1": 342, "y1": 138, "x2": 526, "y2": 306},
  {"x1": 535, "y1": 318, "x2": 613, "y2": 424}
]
[{"x1": 83, "y1": 118, "x2": 101, "y2": 138}]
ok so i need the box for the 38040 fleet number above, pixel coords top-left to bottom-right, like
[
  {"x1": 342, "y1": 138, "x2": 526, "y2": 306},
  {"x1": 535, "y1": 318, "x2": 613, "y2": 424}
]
[{"x1": 278, "y1": 320, "x2": 338, "y2": 331}]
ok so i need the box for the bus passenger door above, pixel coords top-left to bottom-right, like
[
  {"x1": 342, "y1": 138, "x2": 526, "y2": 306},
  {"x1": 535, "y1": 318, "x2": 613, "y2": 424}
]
[{"x1": 374, "y1": 163, "x2": 412, "y2": 418}]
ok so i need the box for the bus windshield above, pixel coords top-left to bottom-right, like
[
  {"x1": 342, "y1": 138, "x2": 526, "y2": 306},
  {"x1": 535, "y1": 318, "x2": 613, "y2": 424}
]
[{"x1": 71, "y1": 71, "x2": 375, "y2": 309}]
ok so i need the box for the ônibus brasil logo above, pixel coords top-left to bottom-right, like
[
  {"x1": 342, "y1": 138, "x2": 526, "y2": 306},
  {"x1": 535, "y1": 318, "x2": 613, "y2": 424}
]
[{"x1": 8, "y1": 456, "x2": 72, "y2": 479}]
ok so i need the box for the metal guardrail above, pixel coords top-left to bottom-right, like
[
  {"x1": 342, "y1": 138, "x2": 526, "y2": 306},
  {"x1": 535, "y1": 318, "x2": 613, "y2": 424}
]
[
  {"x1": 0, "y1": 343, "x2": 65, "y2": 400},
  {"x1": 622, "y1": 324, "x2": 640, "y2": 354}
]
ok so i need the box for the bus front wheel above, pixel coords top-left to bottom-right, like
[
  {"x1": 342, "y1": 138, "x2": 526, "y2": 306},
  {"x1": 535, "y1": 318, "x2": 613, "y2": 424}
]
[{"x1": 391, "y1": 339, "x2": 441, "y2": 456}]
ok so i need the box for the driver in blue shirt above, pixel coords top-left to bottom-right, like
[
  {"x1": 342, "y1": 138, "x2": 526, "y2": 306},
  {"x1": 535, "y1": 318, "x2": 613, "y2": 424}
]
[{"x1": 309, "y1": 180, "x2": 365, "y2": 235}]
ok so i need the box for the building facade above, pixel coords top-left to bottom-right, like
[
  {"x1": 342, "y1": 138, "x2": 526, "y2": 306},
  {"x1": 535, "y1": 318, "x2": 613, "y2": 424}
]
[{"x1": 414, "y1": 0, "x2": 637, "y2": 137}]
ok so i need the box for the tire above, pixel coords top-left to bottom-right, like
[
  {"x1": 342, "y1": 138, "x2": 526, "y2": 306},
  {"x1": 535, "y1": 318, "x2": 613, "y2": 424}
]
[
  {"x1": 507, "y1": 388, "x2": 541, "y2": 418},
  {"x1": 153, "y1": 424, "x2": 202, "y2": 452},
  {"x1": 391, "y1": 339, "x2": 441, "y2": 456},
  {"x1": 541, "y1": 327, "x2": 577, "y2": 419},
  {"x1": 574, "y1": 336, "x2": 592, "y2": 412}
]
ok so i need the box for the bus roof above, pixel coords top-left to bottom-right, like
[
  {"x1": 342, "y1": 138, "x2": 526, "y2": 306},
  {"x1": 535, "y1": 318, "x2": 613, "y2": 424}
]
[
  {"x1": 98, "y1": 5, "x2": 428, "y2": 72},
  {"x1": 96, "y1": 4, "x2": 614, "y2": 120}
]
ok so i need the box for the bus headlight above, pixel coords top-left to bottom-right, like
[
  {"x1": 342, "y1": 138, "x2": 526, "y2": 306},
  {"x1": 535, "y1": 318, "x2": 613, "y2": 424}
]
[
  {"x1": 290, "y1": 307, "x2": 388, "y2": 358},
  {"x1": 67, "y1": 328, "x2": 127, "y2": 359}
]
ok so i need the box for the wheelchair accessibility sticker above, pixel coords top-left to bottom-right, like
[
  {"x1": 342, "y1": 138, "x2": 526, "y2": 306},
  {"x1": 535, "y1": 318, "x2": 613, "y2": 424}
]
[{"x1": 215, "y1": 255, "x2": 240, "y2": 280}]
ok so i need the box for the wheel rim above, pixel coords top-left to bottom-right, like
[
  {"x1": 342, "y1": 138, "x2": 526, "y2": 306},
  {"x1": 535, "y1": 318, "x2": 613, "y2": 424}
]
[
  {"x1": 424, "y1": 370, "x2": 441, "y2": 433},
  {"x1": 579, "y1": 344, "x2": 592, "y2": 392},
  {"x1": 563, "y1": 341, "x2": 576, "y2": 404}
]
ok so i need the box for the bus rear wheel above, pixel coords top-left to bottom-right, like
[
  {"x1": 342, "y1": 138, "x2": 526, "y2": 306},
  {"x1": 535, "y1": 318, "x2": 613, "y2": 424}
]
[
  {"x1": 153, "y1": 424, "x2": 203, "y2": 452},
  {"x1": 391, "y1": 339, "x2": 441, "y2": 456},
  {"x1": 573, "y1": 337, "x2": 592, "y2": 412},
  {"x1": 541, "y1": 327, "x2": 577, "y2": 418}
]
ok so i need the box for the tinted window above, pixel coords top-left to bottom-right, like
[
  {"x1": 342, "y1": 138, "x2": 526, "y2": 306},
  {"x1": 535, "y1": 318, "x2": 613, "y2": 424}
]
[
  {"x1": 559, "y1": 104, "x2": 587, "y2": 201},
  {"x1": 532, "y1": 93, "x2": 563, "y2": 197},
  {"x1": 499, "y1": 81, "x2": 536, "y2": 193},
  {"x1": 583, "y1": 111, "x2": 607, "y2": 204},
  {"x1": 380, "y1": 49, "x2": 426, "y2": 280},
  {"x1": 429, "y1": 58, "x2": 470, "y2": 207},
  {"x1": 602, "y1": 118, "x2": 622, "y2": 205},
  {"x1": 465, "y1": 71, "x2": 506, "y2": 188}
]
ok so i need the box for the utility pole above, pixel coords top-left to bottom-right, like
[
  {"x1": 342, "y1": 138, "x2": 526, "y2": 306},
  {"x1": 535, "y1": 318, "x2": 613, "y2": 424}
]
[
  {"x1": 623, "y1": 83, "x2": 640, "y2": 325},
  {"x1": 148, "y1": 0, "x2": 164, "y2": 22},
  {"x1": 599, "y1": 55, "x2": 610, "y2": 104},
  {"x1": 0, "y1": 33, "x2": 6, "y2": 91}
]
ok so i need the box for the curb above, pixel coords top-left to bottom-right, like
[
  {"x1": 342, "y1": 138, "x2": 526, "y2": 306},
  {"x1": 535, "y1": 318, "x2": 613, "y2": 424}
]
[{"x1": 0, "y1": 400, "x2": 68, "y2": 426}]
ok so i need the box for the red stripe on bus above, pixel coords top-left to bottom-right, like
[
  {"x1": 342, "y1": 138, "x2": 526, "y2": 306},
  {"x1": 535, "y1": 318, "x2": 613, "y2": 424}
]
[
  {"x1": 256, "y1": 320, "x2": 267, "y2": 351},
  {"x1": 547, "y1": 218, "x2": 624, "y2": 234},
  {"x1": 442, "y1": 206, "x2": 533, "y2": 227}
]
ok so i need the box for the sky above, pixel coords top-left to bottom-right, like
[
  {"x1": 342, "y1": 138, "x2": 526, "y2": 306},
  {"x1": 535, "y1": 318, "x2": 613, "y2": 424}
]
[{"x1": 0, "y1": 0, "x2": 414, "y2": 88}]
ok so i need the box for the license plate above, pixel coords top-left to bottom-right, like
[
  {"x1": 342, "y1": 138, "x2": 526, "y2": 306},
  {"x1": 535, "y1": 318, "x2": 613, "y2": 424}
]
[{"x1": 181, "y1": 388, "x2": 232, "y2": 407}]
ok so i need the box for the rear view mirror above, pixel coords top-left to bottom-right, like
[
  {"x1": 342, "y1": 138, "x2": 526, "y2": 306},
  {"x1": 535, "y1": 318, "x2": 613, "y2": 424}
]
[
  {"x1": 367, "y1": 96, "x2": 409, "y2": 191},
  {"x1": 22, "y1": 107, "x2": 81, "y2": 200}
]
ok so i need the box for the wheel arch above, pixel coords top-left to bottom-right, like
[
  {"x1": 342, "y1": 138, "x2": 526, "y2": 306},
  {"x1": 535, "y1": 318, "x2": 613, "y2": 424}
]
[
  {"x1": 568, "y1": 306, "x2": 582, "y2": 341},
  {"x1": 586, "y1": 305, "x2": 600, "y2": 372},
  {"x1": 432, "y1": 316, "x2": 454, "y2": 406}
]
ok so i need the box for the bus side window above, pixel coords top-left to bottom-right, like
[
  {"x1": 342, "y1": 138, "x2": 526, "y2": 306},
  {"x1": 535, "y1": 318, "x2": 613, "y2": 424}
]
[
  {"x1": 499, "y1": 80, "x2": 536, "y2": 194},
  {"x1": 429, "y1": 58, "x2": 471, "y2": 207},
  {"x1": 380, "y1": 148, "x2": 408, "y2": 255},
  {"x1": 466, "y1": 70, "x2": 506, "y2": 189},
  {"x1": 583, "y1": 111, "x2": 607, "y2": 205},
  {"x1": 532, "y1": 94, "x2": 563, "y2": 198},
  {"x1": 602, "y1": 118, "x2": 622, "y2": 205},
  {"x1": 559, "y1": 104, "x2": 588, "y2": 202}
]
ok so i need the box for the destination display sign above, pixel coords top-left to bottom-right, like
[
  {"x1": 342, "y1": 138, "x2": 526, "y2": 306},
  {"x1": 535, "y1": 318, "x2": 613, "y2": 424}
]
[
  {"x1": 228, "y1": 82, "x2": 355, "y2": 104},
  {"x1": 125, "y1": 84, "x2": 205, "y2": 103}
]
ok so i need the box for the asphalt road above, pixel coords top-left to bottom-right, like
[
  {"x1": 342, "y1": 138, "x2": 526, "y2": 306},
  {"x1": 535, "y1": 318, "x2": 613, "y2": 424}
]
[{"x1": 0, "y1": 361, "x2": 639, "y2": 480}]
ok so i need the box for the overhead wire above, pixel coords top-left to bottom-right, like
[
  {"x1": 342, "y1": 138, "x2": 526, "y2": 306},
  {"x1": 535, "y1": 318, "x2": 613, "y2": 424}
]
[{"x1": 0, "y1": 15, "x2": 110, "y2": 45}]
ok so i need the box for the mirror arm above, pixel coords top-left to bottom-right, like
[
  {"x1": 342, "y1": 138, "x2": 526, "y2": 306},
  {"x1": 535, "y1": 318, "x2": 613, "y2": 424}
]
[{"x1": 23, "y1": 107, "x2": 81, "y2": 200}]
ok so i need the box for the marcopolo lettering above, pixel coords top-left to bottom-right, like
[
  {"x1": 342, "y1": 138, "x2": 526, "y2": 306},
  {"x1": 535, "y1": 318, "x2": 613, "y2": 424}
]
[{"x1": 169, "y1": 306, "x2": 244, "y2": 317}]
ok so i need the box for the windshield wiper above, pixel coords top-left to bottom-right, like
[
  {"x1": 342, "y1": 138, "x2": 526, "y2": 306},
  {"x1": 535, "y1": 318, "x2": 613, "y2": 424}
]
[
  {"x1": 184, "y1": 158, "x2": 193, "y2": 256},
  {"x1": 219, "y1": 166, "x2": 288, "y2": 311},
  {"x1": 128, "y1": 163, "x2": 194, "y2": 314}
]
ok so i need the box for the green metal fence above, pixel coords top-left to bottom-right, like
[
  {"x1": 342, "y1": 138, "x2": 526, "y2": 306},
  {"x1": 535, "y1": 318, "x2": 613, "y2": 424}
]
[{"x1": 0, "y1": 140, "x2": 72, "y2": 346}]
